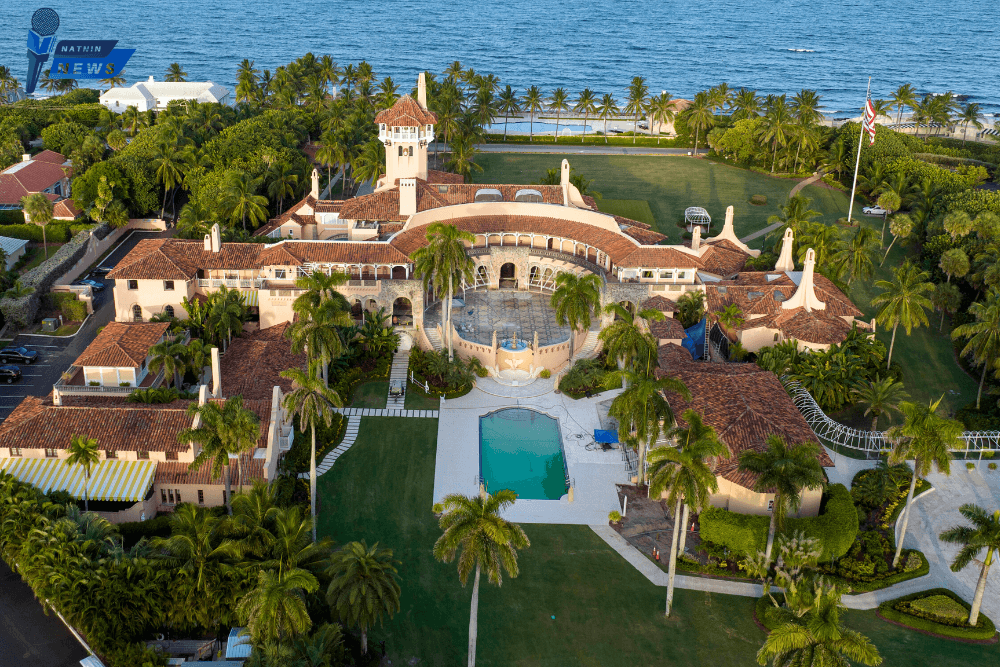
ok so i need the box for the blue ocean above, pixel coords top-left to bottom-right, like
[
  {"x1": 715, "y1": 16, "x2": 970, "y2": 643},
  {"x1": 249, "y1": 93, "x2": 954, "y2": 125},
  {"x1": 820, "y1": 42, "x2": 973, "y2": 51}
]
[{"x1": 1, "y1": 0, "x2": 998, "y2": 116}]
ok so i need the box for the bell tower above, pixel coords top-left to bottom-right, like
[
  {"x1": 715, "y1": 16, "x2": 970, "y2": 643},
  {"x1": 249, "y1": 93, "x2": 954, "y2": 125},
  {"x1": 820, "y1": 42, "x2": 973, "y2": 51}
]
[{"x1": 376, "y1": 72, "x2": 436, "y2": 184}]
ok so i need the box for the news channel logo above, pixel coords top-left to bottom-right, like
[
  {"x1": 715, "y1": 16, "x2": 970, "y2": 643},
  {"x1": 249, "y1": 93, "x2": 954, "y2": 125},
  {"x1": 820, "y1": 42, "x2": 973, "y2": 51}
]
[{"x1": 25, "y1": 8, "x2": 136, "y2": 94}]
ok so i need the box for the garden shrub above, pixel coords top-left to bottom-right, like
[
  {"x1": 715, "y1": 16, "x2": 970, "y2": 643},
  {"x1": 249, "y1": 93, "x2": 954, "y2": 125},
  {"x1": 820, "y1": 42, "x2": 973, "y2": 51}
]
[
  {"x1": 46, "y1": 292, "x2": 87, "y2": 321},
  {"x1": 878, "y1": 588, "x2": 997, "y2": 641},
  {"x1": 699, "y1": 483, "x2": 857, "y2": 561}
]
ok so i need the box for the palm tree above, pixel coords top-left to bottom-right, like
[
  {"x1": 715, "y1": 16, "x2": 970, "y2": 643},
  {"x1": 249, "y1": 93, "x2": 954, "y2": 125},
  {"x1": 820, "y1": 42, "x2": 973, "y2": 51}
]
[
  {"x1": 20, "y1": 192, "x2": 54, "y2": 260},
  {"x1": 521, "y1": 86, "x2": 543, "y2": 142},
  {"x1": 238, "y1": 568, "x2": 319, "y2": 644},
  {"x1": 891, "y1": 84, "x2": 917, "y2": 129},
  {"x1": 625, "y1": 76, "x2": 649, "y2": 144},
  {"x1": 496, "y1": 85, "x2": 520, "y2": 141},
  {"x1": 648, "y1": 410, "x2": 729, "y2": 616},
  {"x1": 887, "y1": 397, "x2": 963, "y2": 567},
  {"x1": 325, "y1": 541, "x2": 401, "y2": 654},
  {"x1": 598, "y1": 303, "x2": 662, "y2": 370},
  {"x1": 852, "y1": 376, "x2": 908, "y2": 432},
  {"x1": 647, "y1": 92, "x2": 676, "y2": 145},
  {"x1": 281, "y1": 363, "x2": 342, "y2": 542},
  {"x1": 412, "y1": 222, "x2": 476, "y2": 360},
  {"x1": 952, "y1": 289, "x2": 1000, "y2": 410},
  {"x1": 180, "y1": 397, "x2": 261, "y2": 515},
  {"x1": 65, "y1": 434, "x2": 100, "y2": 512},
  {"x1": 833, "y1": 225, "x2": 879, "y2": 286},
  {"x1": 549, "y1": 87, "x2": 570, "y2": 142},
  {"x1": 958, "y1": 102, "x2": 984, "y2": 144},
  {"x1": 597, "y1": 93, "x2": 619, "y2": 143},
  {"x1": 871, "y1": 261, "x2": 934, "y2": 368},
  {"x1": 433, "y1": 491, "x2": 529, "y2": 667},
  {"x1": 574, "y1": 88, "x2": 598, "y2": 142},
  {"x1": 225, "y1": 170, "x2": 269, "y2": 232},
  {"x1": 939, "y1": 504, "x2": 1000, "y2": 627},
  {"x1": 165, "y1": 63, "x2": 188, "y2": 82},
  {"x1": 550, "y1": 272, "x2": 602, "y2": 358},
  {"x1": 148, "y1": 337, "x2": 188, "y2": 388},
  {"x1": 737, "y1": 434, "x2": 825, "y2": 563}
]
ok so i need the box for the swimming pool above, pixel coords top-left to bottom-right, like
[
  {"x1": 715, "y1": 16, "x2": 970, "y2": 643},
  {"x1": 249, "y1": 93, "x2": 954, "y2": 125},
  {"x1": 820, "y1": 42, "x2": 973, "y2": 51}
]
[{"x1": 479, "y1": 408, "x2": 568, "y2": 500}]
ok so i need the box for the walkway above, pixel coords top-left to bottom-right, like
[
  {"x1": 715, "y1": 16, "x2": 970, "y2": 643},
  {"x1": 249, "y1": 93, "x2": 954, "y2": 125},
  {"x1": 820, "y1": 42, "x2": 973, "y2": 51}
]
[{"x1": 738, "y1": 173, "x2": 824, "y2": 244}]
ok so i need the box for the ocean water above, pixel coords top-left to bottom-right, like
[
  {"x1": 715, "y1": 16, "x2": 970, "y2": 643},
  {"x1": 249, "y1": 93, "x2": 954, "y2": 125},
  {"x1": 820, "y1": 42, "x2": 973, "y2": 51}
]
[{"x1": 1, "y1": 0, "x2": 998, "y2": 116}]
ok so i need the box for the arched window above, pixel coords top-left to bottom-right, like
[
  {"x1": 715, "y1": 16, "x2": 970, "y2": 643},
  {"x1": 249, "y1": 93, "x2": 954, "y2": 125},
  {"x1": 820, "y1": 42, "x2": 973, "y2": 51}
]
[
  {"x1": 164, "y1": 305, "x2": 175, "y2": 319},
  {"x1": 132, "y1": 305, "x2": 142, "y2": 322}
]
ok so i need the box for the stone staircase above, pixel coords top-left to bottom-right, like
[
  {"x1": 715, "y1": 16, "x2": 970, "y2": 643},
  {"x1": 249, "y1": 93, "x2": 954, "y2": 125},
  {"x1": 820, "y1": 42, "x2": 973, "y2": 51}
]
[
  {"x1": 386, "y1": 348, "x2": 409, "y2": 409},
  {"x1": 571, "y1": 330, "x2": 601, "y2": 361},
  {"x1": 425, "y1": 327, "x2": 444, "y2": 352}
]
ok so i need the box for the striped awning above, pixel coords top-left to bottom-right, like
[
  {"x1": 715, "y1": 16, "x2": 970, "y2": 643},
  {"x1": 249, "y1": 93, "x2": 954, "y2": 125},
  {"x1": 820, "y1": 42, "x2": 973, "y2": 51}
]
[
  {"x1": 241, "y1": 289, "x2": 258, "y2": 307},
  {"x1": 0, "y1": 457, "x2": 156, "y2": 502}
]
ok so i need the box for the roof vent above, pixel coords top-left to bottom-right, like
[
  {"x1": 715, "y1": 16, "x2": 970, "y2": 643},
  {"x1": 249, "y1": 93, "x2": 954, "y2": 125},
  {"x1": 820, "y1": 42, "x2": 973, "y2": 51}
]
[
  {"x1": 514, "y1": 188, "x2": 543, "y2": 203},
  {"x1": 474, "y1": 188, "x2": 503, "y2": 203}
]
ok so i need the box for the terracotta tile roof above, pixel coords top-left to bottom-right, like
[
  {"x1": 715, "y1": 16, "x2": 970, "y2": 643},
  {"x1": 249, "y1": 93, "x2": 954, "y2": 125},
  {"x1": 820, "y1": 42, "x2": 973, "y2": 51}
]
[
  {"x1": 654, "y1": 349, "x2": 830, "y2": 489},
  {"x1": 107, "y1": 239, "x2": 265, "y2": 280},
  {"x1": 73, "y1": 322, "x2": 170, "y2": 368},
  {"x1": 0, "y1": 396, "x2": 194, "y2": 453},
  {"x1": 0, "y1": 158, "x2": 68, "y2": 205},
  {"x1": 650, "y1": 316, "x2": 686, "y2": 340},
  {"x1": 426, "y1": 170, "x2": 465, "y2": 185},
  {"x1": 621, "y1": 225, "x2": 667, "y2": 245},
  {"x1": 259, "y1": 240, "x2": 411, "y2": 266},
  {"x1": 389, "y1": 214, "x2": 640, "y2": 263},
  {"x1": 52, "y1": 198, "x2": 81, "y2": 219},
  {"x1": 642, "y1": 296, "x2": 678, "y2": 313},
  {"x1": 374, "y1": 95, "x2": 437, "y2": 126},
  {"x1": 220, "y1": 323, "x2": 305, "y2": 400}
]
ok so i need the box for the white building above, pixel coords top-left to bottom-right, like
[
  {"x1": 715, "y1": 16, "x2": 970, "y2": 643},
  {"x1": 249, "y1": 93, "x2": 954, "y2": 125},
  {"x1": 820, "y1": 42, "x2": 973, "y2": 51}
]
[{"x1": 100, "y1": 76, "x2": 231, "y2": 113}]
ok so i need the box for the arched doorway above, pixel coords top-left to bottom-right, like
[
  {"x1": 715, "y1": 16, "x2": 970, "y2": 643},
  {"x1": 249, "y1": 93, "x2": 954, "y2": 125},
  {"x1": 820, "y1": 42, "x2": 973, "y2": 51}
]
[
  {"x1": 499, "y1": 262, "x2": 516, "y2": 289},
  {"x1": 393, "y1": 297, "x2": 413, "y2": 326}
]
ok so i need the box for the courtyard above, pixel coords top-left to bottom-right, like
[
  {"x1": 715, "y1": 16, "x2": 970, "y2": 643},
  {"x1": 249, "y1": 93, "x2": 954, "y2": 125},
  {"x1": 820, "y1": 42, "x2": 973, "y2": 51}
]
[{"x1": 425, "y1": 288, "x2": 579, "y2": 347}]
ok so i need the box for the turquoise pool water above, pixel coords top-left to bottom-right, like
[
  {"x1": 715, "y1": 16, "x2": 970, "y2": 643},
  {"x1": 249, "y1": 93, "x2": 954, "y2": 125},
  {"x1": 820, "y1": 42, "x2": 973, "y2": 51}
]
[{"x1": 480, "y1": 409, "x2": 567, "y2": 500}]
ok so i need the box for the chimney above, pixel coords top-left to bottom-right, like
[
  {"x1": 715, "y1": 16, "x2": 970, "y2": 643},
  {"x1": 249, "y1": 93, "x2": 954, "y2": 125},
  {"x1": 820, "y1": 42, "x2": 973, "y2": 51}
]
[
  {"x1": 782, "y1": 248, "x2": 826, "y2": 312},
  {"x1": 560, "y1": 159, "x2": 570, "y2": 207},
  {"x1": 310, "y1": 168, "x2": 319, "y2": 199},
  {"x1": 399, "y1": 178, "x2": 417, "y2": 216},
  {"x1": 210, "y1": 223, "x2": 221, "y2": 253},
  {"x1": 211, "y1": 347, "x2": 222, "y2": 397},
  {"x1": 691, "y1": 225, "x2": 701, "y2": 251},
  {"x1": 203, "y1": 233, "x2": 211, "y2": 251},
  {"x1": 775, "y1": 228, "x2": 795, "y2": 272},
  {"x1": 21, "y1": 154, "x2": 30, "y2": 163},
  {"x1": 417, "y1": 72, "x2": 427, "y2": 109}
]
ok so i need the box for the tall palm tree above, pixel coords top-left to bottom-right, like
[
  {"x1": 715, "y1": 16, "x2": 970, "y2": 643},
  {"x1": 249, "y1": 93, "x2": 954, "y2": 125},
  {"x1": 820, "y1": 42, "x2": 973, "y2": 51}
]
[
  {"x1": 871, "y1": 261, "x2": 934, "y2": 368},
  {"x1": 180, "y1": 397, "x2": 261, "y2": 515},
  {"x1": 224, "y1": 170, "x2": 269, "y2": 232},
  {"x1": 683, "y1": 90, "x2": 715, "y2": 155},
  {"x1": 939, "y1": 504, "x2": 1000, "y2": 627},
  {"x1": 238, "y1": 568, "x2": 319, "y2": 644},
  {"x1": 20, "y1": 192, "x2": 54, "y2": 260},
  {"x1": 65, "y1": 434, "x2": 100, "y2": 512},
  {"x1": 952, "y1": 289, "x2": 1000, "y2": 409},
  {"x1": 550, "y1": 272, "x2": 602, "y2": 358},
  {"x1": 496, "y1": 85, "x2": 521, "y2": 141},
  {"x1": 647, "y1": 92, "x2": 676, "y2": 145},
  {"x1": 148, "y1": 337, "x2": 188, "y2": 388},
  {"x1": 887, "y1": 397, "x2": 963, "y2": 567},
  {"x1": 574, "y1": 88, "x2": 598, "y2": 142},
  {"x1": 165, "y1": 63, "x2": 188, "y2": 82},
  {"x1": 852, "y1": 376, "x2": 908, "y2": 432},
  {"x1": 598, "y1": 303, "x2": 662, "y2": 371},
  {"x1": 958, "y1": 102, "x2": 984, "y2": 144},
  {"x1": 521, "y1": 86, "x2": 543, "y2": 142},
  {"x1": 891, "y1": 84, "x2": 917, "y2": 129},
  {"x1": 325, "y1": 541, "x2": 401, "y2": 654},
  {"x1": 548, "y1": 87, "x2": 570, "y2": 142},
  {"x1": 737, "y1": 434, "x2": 826, "y2": 563},
  {"x1": 625, "y1": 76, "x2": 649, "y2": 144},
  {"x1": 648, "y1": 410, "x2": 729, "y2": 616},
  {"x1": 281, "y1": 363, "x2": 342, "y2": 542},
  {"x1": 433, "y1": 491, "x2": 529, "y2": 667},
  {"x1": 596, "y1": 93, "x2": 620, "y2": 143},
  {"x1": 412, "y1": 222, "x2": 476, "y2": 360},
  {"x1": 603, "y1": 369, "x2": 691, "y2": 485}
]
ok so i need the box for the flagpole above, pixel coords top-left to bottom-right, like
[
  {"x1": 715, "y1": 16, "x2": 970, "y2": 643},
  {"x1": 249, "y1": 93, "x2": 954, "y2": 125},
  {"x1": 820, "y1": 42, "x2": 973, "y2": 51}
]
[{"x1": 846, "y1": 76, "x2": 872, "y2": 225}]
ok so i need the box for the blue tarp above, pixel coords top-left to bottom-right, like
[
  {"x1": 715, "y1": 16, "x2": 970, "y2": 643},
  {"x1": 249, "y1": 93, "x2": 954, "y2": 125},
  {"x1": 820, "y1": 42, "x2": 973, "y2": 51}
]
[
  {"x1": 682, "y1": 318, "x2": 706, "y2": 360},
  {"x1": 594, "y1": 429, "x2": 619, "y2": 444}
]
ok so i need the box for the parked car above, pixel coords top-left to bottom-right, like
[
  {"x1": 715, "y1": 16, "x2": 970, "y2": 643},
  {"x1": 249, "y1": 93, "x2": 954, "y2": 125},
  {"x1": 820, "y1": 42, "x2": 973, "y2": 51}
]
[
  {"x1": 0, "y1": 365, "x2": 22, "y2": 383},
  {"x1": 76, "y1": 278, "x2": 105, "y2": 291},
  {"x1": 0, "y1": 347, "x2": 37, "y2": 364},
  {"x1": 862, "y1": 205, "x2": 887, "y2": 216}
]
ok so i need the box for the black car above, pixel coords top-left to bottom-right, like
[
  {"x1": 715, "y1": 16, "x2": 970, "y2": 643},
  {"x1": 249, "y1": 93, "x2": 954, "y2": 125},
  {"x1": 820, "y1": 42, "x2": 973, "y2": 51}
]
[
  {"x1": 0, "y1": 347, "x2": 38, "y2": 364},
  {"x1": 0, "y1": 365, "x2": 22, "y2": 383}
]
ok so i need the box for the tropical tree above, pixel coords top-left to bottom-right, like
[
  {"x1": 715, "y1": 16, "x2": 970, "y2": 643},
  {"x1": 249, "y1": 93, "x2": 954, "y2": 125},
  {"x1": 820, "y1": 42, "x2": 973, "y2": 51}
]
[
  {"x1": 325, "y1": 541, "x2": 401, "y2": 654},
  {"x1": 548, "y1": 87, "x2": 570, "y2": 141},
  {"x1": 684, "y1": 90, "x2": 715, "y2": 154},
  {"x1": 625, "y1": 76, "x2": 649, "y2": 143},
  {"x1": 852, "y1": 376, "x2": 908, "y2": 432},
  {"x1": 648, "y1": 410, "x2": 729, "y2": 615},
  {"x1": 148, "y1": 337, "x2": 188, "y2": 388},
  {"x1": 165, "y1": 63, "x2": 188, "y2": 82},
  {"x1": 237, "y1": 568, "x2": 319, "y2": 644},
  {"x1": 871, "y1": 261, "x2": 934, "y2": 368},
  {"x1": 281, "y1": 363, "x2": 342, "y2": 542},
  {"x1": 598, "y1": 303, "x2": 661, "y2": 371},
  {"x1": 939, "y1": 504, "x2": 1000, "y2": 627},
  {"x1": 65, "y1": 434, "x2": 100, "y2": 512},
  {"x1": 887, "y1": 397, "x2": 963, "y2": 567},
  {"x1": 881, "y1": 214, "x2": 913, "y2": 265},
  {"x1": 550, "y1": 272, "x2": 602, "y2": 358},
  {"x1": 521, "y1": 86, "x2": 543, "y2": 141},
  {"x1": 574, "y1": 88, "x2": 598, "y2": 142},
  {"x1": 596, "y1": 93, "x2": 619, "y2": 143},
  {"x1": 224, "y1": 170, "x2": 269, "y2": 232},
  {"x1": 20, "y1": 192, "x2": 54, "y2": 259},
  {"x1": 647, "y1": 91, "x2": 676, "y2": 145},
  {"x1": 737, "y1": 434, "x2": 826, "y2": 563},
  {"x1": 412, "y1": 222, "x2": 476, "y2": 360},
  {"x1": 952, "y1": 289, "x2": 1000, "y2": 409},
  {"x1": 496, "y1": 85, "x2": 520, "y2": 141}
]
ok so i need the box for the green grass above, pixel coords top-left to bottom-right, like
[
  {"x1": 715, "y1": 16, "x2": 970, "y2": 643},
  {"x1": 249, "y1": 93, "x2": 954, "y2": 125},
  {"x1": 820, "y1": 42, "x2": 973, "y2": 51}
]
[
  {"x1": 474, "y1": 153, "x2": 855, "y2": 247},
  {"x1": 349, "y1": 381, "x2": 388, "y2": 409},
  {"x1": 318, "y1": 418, "x2": 999, "y2": 665},
  {"x1": 404, "y1": 383, "x2": 441, "y2": 411},
  {"x1": 594, "y1": 199, "x2": 655, "y2": 225}
]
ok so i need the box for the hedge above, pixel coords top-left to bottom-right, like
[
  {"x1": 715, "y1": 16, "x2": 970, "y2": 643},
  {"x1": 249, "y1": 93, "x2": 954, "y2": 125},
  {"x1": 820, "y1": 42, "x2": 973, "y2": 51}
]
[
  {"x1": 699, "y1": 483, "x2": 858, "y2": 561},
  {"x1": 878, "y1": 588, "x2": 997, "y2": 642},
  {"x1": 0, "y1": 223, "x2": 70, "y2": 243}
]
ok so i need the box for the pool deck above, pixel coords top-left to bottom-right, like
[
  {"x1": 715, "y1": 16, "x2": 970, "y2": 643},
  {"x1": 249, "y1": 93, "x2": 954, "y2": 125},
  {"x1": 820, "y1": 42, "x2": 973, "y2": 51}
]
[{"x1": 433, "y1": 379, "x2": 628, "y2": 524}]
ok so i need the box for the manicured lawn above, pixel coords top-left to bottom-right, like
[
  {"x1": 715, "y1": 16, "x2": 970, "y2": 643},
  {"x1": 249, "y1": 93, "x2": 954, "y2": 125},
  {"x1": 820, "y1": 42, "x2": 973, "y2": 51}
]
[
  {"x1": 595, "y1": 198, "x2": 655, "y2": 225},
  {"x1": 349, "y1": 381, "x2": 388, "y2": 409},
  {"x1": 474, "y1": 154, "x2": 854, "y2": 246},
  {"x1": 404, "y1": 384, "x2": 441, "y2": 411},
  {"x1": 318, "y1": 418, "x2": 997, "y2": 665}
]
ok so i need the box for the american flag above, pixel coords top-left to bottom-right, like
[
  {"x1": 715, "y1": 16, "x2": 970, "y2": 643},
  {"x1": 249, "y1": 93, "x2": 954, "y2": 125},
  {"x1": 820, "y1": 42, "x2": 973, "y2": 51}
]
[{"x1": 863, "y1": 98, "x2": 878, "y2": 145}]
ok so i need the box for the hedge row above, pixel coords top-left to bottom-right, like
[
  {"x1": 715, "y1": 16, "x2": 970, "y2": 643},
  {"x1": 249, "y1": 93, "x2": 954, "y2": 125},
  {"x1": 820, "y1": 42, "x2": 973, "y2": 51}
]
[
  {"x1": 699, "y1": 483, "x2": 858, "y2": 561},
  {"x1": 877, "y1": 588, "x2": 997, "y2": 642}
]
